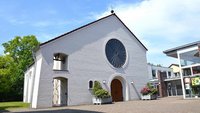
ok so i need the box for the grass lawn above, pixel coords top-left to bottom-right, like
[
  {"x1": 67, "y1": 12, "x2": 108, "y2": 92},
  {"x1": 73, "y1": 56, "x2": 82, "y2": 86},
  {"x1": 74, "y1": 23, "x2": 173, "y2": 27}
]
[{"x1": 0, "y1": 101, "x2": 29, "y2": 111}]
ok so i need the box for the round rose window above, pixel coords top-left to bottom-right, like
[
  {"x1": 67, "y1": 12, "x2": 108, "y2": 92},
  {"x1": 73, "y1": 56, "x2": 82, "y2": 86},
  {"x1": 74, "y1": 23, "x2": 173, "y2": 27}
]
[{"x1": 105, "y1": 39, "x2": 126, "y2": 68}]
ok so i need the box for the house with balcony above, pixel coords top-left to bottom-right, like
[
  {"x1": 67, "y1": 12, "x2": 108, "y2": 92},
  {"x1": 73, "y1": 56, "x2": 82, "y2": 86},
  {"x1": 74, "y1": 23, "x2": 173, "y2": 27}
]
[
  {"x1": 148, "y1": 64, "x2": 182, "y2": 97},
  {"x1": 164, "y1": 41, "x2": 200, "y2": 99},
  {"x1": 169, "y1": 64, "x2": 181, "y2": 78}
]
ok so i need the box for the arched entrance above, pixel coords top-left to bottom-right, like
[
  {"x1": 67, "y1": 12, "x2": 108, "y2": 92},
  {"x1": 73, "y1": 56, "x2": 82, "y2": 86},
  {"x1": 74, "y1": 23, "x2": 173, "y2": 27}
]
[
  {"x1": 52, "y1": 77, "x2": 68, "y2": 106},
  {"x1": 111, "y1": 79, "x2": 123, "y2": 102}
]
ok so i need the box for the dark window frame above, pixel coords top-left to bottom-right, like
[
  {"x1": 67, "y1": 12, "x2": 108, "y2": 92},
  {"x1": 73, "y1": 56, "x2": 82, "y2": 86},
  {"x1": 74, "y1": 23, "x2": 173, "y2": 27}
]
[{"x1": 105, "y1": 39, "x2": 126, "y2": 68}]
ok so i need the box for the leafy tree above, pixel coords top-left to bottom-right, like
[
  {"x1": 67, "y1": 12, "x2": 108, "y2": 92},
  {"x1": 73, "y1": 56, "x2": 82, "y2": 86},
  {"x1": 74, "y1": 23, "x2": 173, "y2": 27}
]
[
  {"x1": 0, "y1": 55, "x2": 18, "y2": 101},
  {"x1": 0, "y1": 55, "x2": 13, "y2": 94},
  {"x1": 0, "y1": 35, "x2": 39, "y2": 101}
]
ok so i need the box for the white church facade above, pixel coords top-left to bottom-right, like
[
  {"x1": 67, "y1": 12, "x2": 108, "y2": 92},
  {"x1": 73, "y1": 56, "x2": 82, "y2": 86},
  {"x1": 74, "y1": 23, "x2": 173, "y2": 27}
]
[{"x1": 23, "y1": 13, "x2": 149, "y2": 108}]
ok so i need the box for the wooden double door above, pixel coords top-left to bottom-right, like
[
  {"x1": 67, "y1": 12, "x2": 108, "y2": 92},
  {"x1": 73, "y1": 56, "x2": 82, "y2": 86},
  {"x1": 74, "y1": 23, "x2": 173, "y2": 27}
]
[{"x1": 111, "y1": 79, "x2": 123, "y2": 102}]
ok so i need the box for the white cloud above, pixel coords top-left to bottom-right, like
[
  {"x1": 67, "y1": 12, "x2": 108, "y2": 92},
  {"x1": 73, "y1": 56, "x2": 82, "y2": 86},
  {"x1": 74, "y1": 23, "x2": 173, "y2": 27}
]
[{"x1": 95, "y1": 0, "x2": 200, "y2": 66}]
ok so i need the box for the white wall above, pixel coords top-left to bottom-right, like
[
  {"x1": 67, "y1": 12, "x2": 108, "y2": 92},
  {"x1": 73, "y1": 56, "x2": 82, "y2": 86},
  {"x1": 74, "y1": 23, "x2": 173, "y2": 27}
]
[
  {"x1": 32, "y1": 15, "x2": 148, "y2": 108},
  {"x1": 31, "y1": 51, "x2": 43, "y2": 108},
  {"x1": 23, "y1": 64, "x2": 35, "y2": 103}
]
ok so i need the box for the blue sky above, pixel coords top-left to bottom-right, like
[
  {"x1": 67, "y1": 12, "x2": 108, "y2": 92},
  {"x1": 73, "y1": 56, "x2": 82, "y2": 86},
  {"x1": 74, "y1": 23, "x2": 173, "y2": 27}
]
[{"x1": 0, "y1": 0, "x2": 200, "y2": 67}]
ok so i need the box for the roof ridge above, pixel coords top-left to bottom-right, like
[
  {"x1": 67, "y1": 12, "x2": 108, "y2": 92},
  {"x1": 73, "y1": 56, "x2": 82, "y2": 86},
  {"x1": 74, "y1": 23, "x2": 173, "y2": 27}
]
[
  {"x1": 168, "y1": 64, "x2": 179, "y2": 68},
  {"x1": 39, "y1": 13, "x2": 147, "y2": 51}
]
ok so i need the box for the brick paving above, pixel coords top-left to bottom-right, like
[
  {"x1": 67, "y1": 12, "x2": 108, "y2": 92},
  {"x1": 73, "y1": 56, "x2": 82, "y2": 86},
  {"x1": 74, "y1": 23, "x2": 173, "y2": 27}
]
[{"x1": 5, "y1": 97, "x2": 200, "y2": 113}]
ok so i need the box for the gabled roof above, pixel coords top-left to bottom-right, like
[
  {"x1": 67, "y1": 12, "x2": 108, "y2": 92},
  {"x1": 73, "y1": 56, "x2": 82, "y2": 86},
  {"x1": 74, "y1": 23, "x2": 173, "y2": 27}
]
[
  {"x1": 40, "y1": 13, "x2": 148, "y2": 51},
  {"x1": 168, "y1": 64, "x2": 179, "y2": 68}
]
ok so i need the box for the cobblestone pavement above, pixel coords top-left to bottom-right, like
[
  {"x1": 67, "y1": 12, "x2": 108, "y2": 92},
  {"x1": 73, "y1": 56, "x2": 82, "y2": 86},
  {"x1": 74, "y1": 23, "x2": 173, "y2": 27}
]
[{"x1": 5, "y1": 97, "x2": 200, "y2": 113}]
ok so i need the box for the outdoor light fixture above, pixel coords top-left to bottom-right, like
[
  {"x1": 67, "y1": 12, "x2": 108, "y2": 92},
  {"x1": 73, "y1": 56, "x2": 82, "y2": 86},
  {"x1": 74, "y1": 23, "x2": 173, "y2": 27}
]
[
  {"x1": 103, "y1": 80, "x2": 106, "y2": 84},
  {"x1": 131, "y1": 81, "x2": 134, "y2": 84}
]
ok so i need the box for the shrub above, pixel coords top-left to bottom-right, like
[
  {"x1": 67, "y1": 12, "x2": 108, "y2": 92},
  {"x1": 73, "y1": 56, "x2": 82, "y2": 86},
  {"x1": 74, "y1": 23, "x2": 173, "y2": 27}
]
[
  {"x1": 94, "y1": 89, "x2": 111, "y2": 98},
  {"x1": 140, "y1": 87, "x2": 151, "y2": 95},
  {"x1": 140, "y1": 83, "x2": 158, "y2": 95},
  {"x1": 92, "y1": 81, "x2": 111, "y2": 98},
  {"x1": 150, "y1": 88, "x2": 158, "y2": 95},
  {"x1": 93, "y1": 81, "x2": 102, "y2": 94}
]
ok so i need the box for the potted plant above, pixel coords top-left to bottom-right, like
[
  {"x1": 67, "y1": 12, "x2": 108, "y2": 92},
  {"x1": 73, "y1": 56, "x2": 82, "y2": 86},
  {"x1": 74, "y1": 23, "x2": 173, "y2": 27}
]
[
  {"x1": 192, "y1": 86, "x2": 199, "y2": 98},
  {"x1": 92, "y1": 81, "x2": 112, "y2": 104},
  {"x1": 191, "y1": 76, "x2": 200, "y2": 98},
  {"x1": 140, "y1": 83, "x2": 158, "y2": 100}
]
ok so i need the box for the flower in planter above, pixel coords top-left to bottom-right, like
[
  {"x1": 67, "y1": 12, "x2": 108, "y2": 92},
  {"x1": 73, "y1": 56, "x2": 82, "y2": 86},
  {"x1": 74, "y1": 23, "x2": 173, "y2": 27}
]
[
  {"x1": 140, "y1": 87, "x2": 151, "y2": 95},
  {"x1": 140, "y1": 83, "x2": 158, "y2": 96}
]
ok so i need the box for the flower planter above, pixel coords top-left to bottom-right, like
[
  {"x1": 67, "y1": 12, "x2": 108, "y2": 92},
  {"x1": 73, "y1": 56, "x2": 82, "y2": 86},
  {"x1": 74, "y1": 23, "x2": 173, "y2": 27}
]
[
  {"x1": 141, "y1": 94, "x2": 157, "y2": 100},
  {"x1": 92, "y1": 97, "x2": 112, "y2": 105}
]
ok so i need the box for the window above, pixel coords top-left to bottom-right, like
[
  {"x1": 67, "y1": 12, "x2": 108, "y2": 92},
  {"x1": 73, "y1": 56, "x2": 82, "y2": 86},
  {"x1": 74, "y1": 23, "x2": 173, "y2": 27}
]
[
  {"x1": 167, "y1": 83, "x2": 171, "y2": 90},
  {"x1": 152, "y1": 70, "x2": 156, "y2": 79},
  {"x1": 192, "y1": 66, "x2": 200, "y2": 75},
  {"x1": 174, "y1": 73, "x2": 177, "y2": 77},
  {"x1": 168, "y1": 72, "x2": 171, "y2": 78},
  {"x1": 161, "y1": 71, "x2": 167, "y2": 79},
  {"x1": 183, "y1": 68, "x2": 191, "y2": 76},
  {"x1": 177, "y1": 72, "x2": 180, "y2": 77},
  {"x1": 105, "y1": 39, "x2": 126, "y2": 68},
  {"x1": 53, "y1": 53, "x2": 68, "y2": 71},
  {"x1": 174, "y1": 72, "x2": 180, "y2": 77},
  {"x1": 88, "y1": 80, "x2": 93, "y2": 89}
]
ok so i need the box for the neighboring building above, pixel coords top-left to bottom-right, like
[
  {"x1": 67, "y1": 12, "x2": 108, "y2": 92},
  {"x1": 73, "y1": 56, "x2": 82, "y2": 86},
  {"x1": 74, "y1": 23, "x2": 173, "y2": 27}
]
[
  {"x1": 148, "y1": 64, "x2": 182, "y2": 97},
  {"x1": 23, "y1": 13, "x2": 149, "y2": 108},
  {"x1": 165, "y1": 64, "x2": 182, "y2": 96},
  {"x1": 169, "y1": 64, "x2": 181, "y2": 78},
  {"x1": 164, "y1": 41, "x2": 200, "y2": 99}
]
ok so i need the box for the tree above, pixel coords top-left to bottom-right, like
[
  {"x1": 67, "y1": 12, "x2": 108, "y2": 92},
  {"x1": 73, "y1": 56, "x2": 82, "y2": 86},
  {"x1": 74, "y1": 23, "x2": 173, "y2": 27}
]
[
  {"x1": 0, "y1": 35, "x2": 39, "y2": 101},
  {"x1": 0, "y1": 55, "x2": 13, "y2": 94}
]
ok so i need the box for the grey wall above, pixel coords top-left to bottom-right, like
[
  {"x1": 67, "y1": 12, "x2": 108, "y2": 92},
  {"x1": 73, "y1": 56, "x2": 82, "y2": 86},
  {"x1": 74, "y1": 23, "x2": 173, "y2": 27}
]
[{"x1": 32, "y1": 15, "x2": 148, "y2": 108}]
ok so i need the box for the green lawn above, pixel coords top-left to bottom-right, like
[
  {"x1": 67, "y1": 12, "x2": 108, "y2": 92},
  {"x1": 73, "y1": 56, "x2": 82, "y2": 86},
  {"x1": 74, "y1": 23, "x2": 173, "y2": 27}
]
[{"x1": 0, "y1": 101, "x2": 30, "y2": 111}]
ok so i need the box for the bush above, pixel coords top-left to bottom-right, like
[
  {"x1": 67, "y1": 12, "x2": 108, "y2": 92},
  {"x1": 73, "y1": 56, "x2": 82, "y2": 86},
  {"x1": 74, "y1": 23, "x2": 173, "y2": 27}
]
[
  {"x1": 94, "y1": 89, "x2": 111, "y2": 98},
  {"x1": 150, "y1": 88, "x2": 158, "y2": 95},
  {"x1": 92, "y1": 81, "x2": 111, "y2": 98},
  {"x1": 140, "y1": 87, "x2": 151, "y2": 95},
  {"x1": 93, "y1": 81, "x2": 102, "y2": 94},
  {"x1": 140, "y1": 83, "x2": 158, "y2": 95}
]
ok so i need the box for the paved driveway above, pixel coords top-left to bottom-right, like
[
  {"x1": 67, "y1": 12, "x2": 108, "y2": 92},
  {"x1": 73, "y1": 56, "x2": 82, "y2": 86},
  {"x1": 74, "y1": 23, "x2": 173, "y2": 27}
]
[{"x1": 6, "y1": 97, "x2": 200, "y2": 113}]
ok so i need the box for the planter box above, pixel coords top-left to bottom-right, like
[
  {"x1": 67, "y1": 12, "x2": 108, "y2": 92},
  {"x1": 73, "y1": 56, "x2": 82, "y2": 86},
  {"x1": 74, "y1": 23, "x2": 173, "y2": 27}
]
[
  {"x1": 92, "y1": 97, "x2": 112, "y2": 105},
  {"x1": 141, "y1": 94, "x2": 157, "y2": 100}
]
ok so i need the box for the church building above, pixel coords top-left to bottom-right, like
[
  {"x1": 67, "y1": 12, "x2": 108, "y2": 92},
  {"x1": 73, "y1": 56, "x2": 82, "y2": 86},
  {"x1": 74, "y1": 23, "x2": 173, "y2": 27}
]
[{"x1": 23, "y1": 13, "x2": 149, "y2": 108}]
